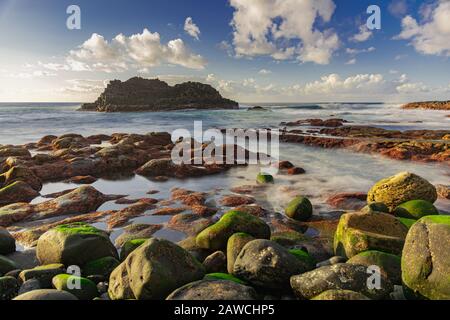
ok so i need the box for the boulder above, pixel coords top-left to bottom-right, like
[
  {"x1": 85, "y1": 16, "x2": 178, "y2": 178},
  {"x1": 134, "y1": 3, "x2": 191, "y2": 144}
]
[
  {"x1": 394, "y1": 200, "x2": 439, "y2": 220},
  {"x1": 362, "y1": 202, "x2": 389, "y2": 214},
  {"x1": 347, "y1": 250, "x2": 401, "y2": 284},
  {"x1": 227, "y1": 233, "x2": 254, "y2": 274},
  {"x1": 109, "y1": 238, "x2": 204, "y2": 300},
  {"x1": 0, "y1": 166, "x2": 42, "y2": 192},
  {"x1": 402, "y1": 216, "x2": 450, "y2": 300},
  {"x1": 36, "y1": 223, "x2": 118, "y2": 266},
  {"x1": 83, "y1": 256, "x2": 120, "y2": 278},
  {"x1": 285, "y1": 196, "x2": 313, "y2": 221},
  {"x1": 204, "y1": 273, "x2": 247, "y2": 285},
  {"x1": 334, "y1": 211, "x2": 408, "y2": 258},
  {"x1": 0, "y1": 255, "x2": 19, "y2": 276},
  {"x1": 290, "y1": 263, "x2": 393, "y2": 300},
  {"x1": 166, "y1": 280, "x2": 257, "y2": 300},
  {"x1": 367, "y1": 172, "x2": 437, "y2": 211},
  {"x1": 0, "y1": 276, "x2": 20, "y2": 300},
  {"x1": 233, "y1": 239, "x2": 314, "y2": 290},
  {"x1": 18, "y1": 279, "x2": 41, "y2": 295},
  {"x1": 202, "y1": 251, "x2": 227, "y2": 274},
  {"x1": 311, "y1": 289, "x2": 370, "y2": 300},
  {"x1": 19, "y1": 264, "x2": 66, "y2": 288},
  {"x1": 114, "y1": 224, "x2": 162, "y2": 247},
  {"x1": 52, "y1": 274, "x2": 99, "y2": 300},
  {"x1": 256, "y1": 173, "x2": 274, "y2": 184},
  {"x1": 119, "y1": 239, "x2": 147, "y2": 261},
  {"x1": 196, "y1": 211, "x2": 270, "y2": 250},
  {"x1": 436, "y1": 184, "x2": 450, "y2": 200},
  {"x1": 0, "y1": 227, "x2": 15, "y2": 255},
  {"x1": 13, "y1": 289, "x2": 78, "y2": 300},
  {"x1": 0, "y1": 181, "x2": 39, "y2": 206}
]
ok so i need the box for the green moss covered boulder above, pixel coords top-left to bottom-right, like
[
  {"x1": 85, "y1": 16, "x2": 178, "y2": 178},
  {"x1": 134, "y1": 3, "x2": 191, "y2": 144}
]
[
  {"x1": 226, "y1": 233, "x2": 254, "y2": 274},
  {"x1": 233, "y1": 239, "x2": 314, "y2": 290},
  {"x1": 196, "y1": 211, "x2": 270, "y2": 250},
  {"x1": 397, "y1": 217, "x2": 417, "y2": 229},
  {"x1": 334, "y1": 211, "x2": 408, "y2": 258},
  {"x1": 285, "y1": 196, "x2": 313, "y2": 221},
  {"x1": 52, "y1": 274, "x2": 98, "y2": 300},
  {"x1": 347, "y1": 250, "x2": 401, "y2": 284},
  {"x1": 19, "y1": 264, "x2": 66, "y2": 288},
  {"x1": 120, "y1": 238, "x2": 147, "y2": 261},
  {"x1": 36, "y1": 223, "x2": 118, "y2": 266},
  {"x1": 367, "y1": 172, "x2": 437, "y2": 211},
  {"x1": 402, "y1": 215, "x2": 450, "y2": 300},
  {"x1": 109, "y1": 238, "x2": 205, "y2": 300},
  {"x1": 256, "y1": 173, "x2": 274, "y2": 184},
  {"x1": 289, "y1": 249, "x2": 316, "y2": 269},
  {"x1": 394, "y1": 200, "x2": 439, "y2": 220},
  {"x1": 83, "y1": 256, "x2": 120, "y2": 278}
]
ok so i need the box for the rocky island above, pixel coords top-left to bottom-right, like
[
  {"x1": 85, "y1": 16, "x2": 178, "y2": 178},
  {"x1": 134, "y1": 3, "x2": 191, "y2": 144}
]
[
  {"x1": 402, "y1": 101, "x2": 450, "y2": 111},
  {"x1": 79, "y1": 77, "x2": 239, "y2": 112}
]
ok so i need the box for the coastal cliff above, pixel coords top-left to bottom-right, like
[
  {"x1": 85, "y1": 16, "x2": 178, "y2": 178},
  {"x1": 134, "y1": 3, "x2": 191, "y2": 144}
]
[
  {"x1": 402, "y1": 101, "x2": 450, "y2": 110},
  {"x1": 80, "y1": 77, "x2": 239, "y2": 112}
]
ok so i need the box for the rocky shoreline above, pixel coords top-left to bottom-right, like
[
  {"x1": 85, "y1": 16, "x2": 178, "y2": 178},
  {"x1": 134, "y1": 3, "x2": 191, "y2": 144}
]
[
  {"x1": 0, "y1": 128, "x2": 449, "y2": 300},
  {"x1": 402, "y1": 101, "x2": 450, "y2": 111}
]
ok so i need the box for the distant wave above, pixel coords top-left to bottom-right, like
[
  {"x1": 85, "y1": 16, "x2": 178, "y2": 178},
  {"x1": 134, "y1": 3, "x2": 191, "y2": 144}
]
[{"x1": 276, "y1": 105, "x2": 323, "y2": 110}]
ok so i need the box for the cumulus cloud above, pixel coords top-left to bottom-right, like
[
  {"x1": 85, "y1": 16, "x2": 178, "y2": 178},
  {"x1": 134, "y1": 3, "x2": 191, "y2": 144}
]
[
  {"x1": 395, "y1": 0, "x2": 450, "y2": 56},
  {"x1": 346, "y1": 47, "x2": 375, "y2": 55},
  {"x1": 67, "y1": 28, "x2": 206, "y2": 72},
  {"x1": 258, "y1": 69, "x2": 272, "y2": 75},
  {"x1": 184, "y1": 17, "x2": 201, "y2": 40},
  {"x1": 350, "y1": 25, "x2": 373, "y2": 42},
  {"x1": 229, "y1": 0, "x2": 339, "y2": 65}
]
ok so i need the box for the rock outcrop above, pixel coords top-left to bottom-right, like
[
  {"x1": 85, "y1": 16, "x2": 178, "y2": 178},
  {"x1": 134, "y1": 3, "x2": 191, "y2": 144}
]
[
  {"x1": 80, "y1": 77, "x2": 239, "y2": 112},
  {"x1": 402, "y1": 101, "x2": 450, "y2": 111}
]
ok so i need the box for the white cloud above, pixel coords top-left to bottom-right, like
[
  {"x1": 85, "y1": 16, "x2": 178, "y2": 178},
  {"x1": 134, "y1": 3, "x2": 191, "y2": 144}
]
[
  {"x1": 388, "y1": 0, "x2": 408, "y2": 18},
  {"x1": 229, "y1": 0, "x2": 339, "y2": 65},
  {"x1": 8, "y1": 70, "x2": 57, "y2": 79},
  {"x1": 67, "y1": 28, "x2": 207, "y2": 72},
  {"x1": 396, "y1": 82, "x2": 429, "y2": 94},
  {"x1": 60, "y1": 79, "x2": 108, "y2": 94},
  {"x1": 395, "y1": 1, "x2": 450, "y2": 56},
  {"x1": 346, "y1": 47, "x2": 375, "y2": 55},
  {"x1": 350, "y1": 25, "x2": 373, "y2": 42},
  {"x1": 184, "y1": 17, "x2": 201, "y2": 40},
  {"x1": 345, "y1": 58, "x2": 356, "y2": 65},
  {"x1": 258, "y1": 69, "x2": 272, "y2": 75}
]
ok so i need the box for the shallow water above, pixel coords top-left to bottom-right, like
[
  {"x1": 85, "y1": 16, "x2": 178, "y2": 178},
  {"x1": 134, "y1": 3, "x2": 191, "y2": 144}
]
[{"x1": 1, "y1": 102, "x2": 449, "y2": 243}]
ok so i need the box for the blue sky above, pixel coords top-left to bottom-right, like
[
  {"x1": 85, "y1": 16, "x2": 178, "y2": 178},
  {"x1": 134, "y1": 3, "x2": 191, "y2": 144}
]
[{"x1": 0, "y1": 0, "x2": 449, "y2": 102}]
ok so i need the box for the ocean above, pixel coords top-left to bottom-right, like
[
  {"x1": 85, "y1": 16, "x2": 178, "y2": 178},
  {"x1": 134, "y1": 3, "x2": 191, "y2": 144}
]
[{"x1": 1, "y1": 102, "x2": 449, "y2": 243}]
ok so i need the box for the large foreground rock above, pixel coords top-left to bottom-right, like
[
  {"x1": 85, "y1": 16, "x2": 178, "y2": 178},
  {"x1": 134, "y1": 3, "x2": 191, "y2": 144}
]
[
  {"x1": 402, "y1": 216, "x2": 450, "y2": 300},
  {"x1": 334, "y1": 211, "x2": 408, "y2": 258},
  {"x1": 13, "y1": 289, "x2": 78, "y2": 300},
  {"x1": 233, "y1": 240, "x2": 313, "y2": 290},
  {"x1": 196, "y1": 210, "x2": 270, "y2": 250},
  {"x1": 108, "y1": 238, "x2": 204, "y2": 300},
  {"x1": 37, "y1": 223, "x2": 118, "y2": 266},
  {"x1": 166, "y1": 280, "x2": 257, "y2": 300},
  {"x1": 367, "y1": 172, "x2": 437, "y2": 211},
  {"x1": 290, "y1": 263, "x2": 393, "y2": 300}
]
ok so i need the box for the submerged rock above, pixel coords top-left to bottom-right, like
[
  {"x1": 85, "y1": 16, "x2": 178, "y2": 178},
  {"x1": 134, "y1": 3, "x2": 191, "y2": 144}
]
[
  {"x1": 402, "y1": 215, "x2": 450, "y2": 300},
  {"x1": 290, "y1": 263, "x2": 393, "y2": 300},
  {"x1": 367, "y1": 172, "x2": 437, "y2": 211},
  {"x1": 109, "y1": 238, "x2": 204, "y2": 300},
  {"x1": 36, "y1": 223, "x2": 118, "y2": 266},
  {"x1": 166, "y1": 280, "x2": 257, "y2": 300}
]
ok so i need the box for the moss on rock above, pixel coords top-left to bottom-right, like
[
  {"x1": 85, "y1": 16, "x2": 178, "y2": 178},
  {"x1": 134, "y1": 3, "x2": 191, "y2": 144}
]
[
  {"x1": 256, "y1": 173, "x2": 274, "y2": 184},
  {"x1": 204, "y1": 273, "x2": 247, "y2": 285},
  {"x1": 52, "y1": 274, "x2": 98, "y2": 300},
  {"x1": 83, "y1": 256, "x2": 120, "y2": 278},
  {"x1": 285, "y1": 196, "x2": 313, "y2": 221},
  {"x1": 196, "y1": 211, "x2": 270, "y2": 250},
  {"x1": 394, "y1": 200, "x2": 439, "y2": 220}
]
